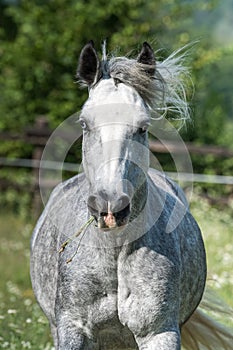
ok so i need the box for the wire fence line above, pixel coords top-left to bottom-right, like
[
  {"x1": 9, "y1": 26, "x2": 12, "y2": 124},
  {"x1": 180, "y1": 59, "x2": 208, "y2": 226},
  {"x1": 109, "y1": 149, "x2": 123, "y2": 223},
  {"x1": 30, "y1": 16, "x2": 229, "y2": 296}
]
[
  {"x1": 1, "y1": 117, "x2": 233, "y2": 187},
  {"x1": 1, "y1": 157, "x2": 233, "y2": 185}
]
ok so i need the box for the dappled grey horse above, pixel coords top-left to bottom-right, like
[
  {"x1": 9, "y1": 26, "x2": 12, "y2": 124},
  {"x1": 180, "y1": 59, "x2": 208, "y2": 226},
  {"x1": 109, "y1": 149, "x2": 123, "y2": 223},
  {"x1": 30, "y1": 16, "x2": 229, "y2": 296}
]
[{"x1": 30, "y1": 42, "x2": 232, "y2": 350}]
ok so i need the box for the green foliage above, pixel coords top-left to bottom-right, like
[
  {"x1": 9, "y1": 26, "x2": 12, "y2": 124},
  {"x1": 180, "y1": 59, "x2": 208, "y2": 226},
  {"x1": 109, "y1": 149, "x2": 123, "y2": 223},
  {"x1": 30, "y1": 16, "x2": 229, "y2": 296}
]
[
  {"x1": 183, "y1": 46, "x2": 233, "y2": 146},
  {"x1": 0, "y1": 0, "x2": 232, "y2": 211},
  {"x1": 1, "y1": 0, "x2": 231, "y2": 131},
  {"x1": 0, "y1": 167, "x2": 32, "y2": 216}
]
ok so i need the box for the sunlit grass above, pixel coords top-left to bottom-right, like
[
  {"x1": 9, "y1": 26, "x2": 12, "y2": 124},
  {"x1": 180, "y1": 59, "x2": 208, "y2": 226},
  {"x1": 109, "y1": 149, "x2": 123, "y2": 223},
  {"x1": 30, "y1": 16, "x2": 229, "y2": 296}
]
[
  {"x1": 190, "y1": 195, "x2": 233, "y2": 308},
  {"x1": 0, "y1": 194, "x2": 232, "y2": 349},
  {"x1": 0, "y1": 215, "x2": 53, "y2": 349}
]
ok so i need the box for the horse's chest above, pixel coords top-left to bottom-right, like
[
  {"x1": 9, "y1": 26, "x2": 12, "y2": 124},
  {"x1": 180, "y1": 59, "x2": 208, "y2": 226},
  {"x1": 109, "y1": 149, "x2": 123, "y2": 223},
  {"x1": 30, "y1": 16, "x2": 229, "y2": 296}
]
[
  {"x1": 58, "y1": 252, "x2": 136, "y2": 345},
  {"x1": 58, "y1": 247, "x2": 119, "y2": 320},
  {"x1": 58, "y1": 245, "x2": 178, "y2": 337}
]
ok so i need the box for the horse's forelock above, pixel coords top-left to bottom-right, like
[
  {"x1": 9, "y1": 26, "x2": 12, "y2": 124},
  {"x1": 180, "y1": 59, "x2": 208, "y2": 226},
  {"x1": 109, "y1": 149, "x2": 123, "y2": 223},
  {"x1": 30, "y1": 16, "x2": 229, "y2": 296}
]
[
  {"x1": 104, "y1": 48, "x2": 191, "y2": 127},
  {"x1": 83, "y1": 44, "x2": 192, "y2": 127}
]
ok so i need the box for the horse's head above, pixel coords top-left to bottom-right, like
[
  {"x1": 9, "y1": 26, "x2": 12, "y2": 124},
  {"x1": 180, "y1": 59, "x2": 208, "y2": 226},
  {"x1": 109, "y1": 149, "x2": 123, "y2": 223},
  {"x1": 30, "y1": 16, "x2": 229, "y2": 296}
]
[{"x1": 77, "y1": 41, "x2": 156, "y2": 231}]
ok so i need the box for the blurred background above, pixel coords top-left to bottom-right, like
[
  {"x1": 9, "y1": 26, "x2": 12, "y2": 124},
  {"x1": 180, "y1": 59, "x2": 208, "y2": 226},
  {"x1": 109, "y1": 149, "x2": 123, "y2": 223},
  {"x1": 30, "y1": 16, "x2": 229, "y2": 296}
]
[{"x1": 0, "y1": 0, "x2": 232, "y2": 349}]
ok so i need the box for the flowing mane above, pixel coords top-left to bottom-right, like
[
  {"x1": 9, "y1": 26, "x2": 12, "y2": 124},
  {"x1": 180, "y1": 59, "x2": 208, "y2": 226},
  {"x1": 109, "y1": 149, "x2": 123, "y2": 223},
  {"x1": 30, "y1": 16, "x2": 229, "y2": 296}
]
[
  {"x1": 108, "y1": 50, "x2": 191, "y2": 124},
  {"x1": 79, "y1": 43, "x2": 192, "y2": 125}
]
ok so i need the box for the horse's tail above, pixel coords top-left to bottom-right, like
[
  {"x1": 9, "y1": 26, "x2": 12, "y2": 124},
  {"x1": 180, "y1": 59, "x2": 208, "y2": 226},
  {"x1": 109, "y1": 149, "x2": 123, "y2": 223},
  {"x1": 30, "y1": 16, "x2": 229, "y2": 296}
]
[{"x1": 181, "y1": 287, "x2": 233, "y2": 350}]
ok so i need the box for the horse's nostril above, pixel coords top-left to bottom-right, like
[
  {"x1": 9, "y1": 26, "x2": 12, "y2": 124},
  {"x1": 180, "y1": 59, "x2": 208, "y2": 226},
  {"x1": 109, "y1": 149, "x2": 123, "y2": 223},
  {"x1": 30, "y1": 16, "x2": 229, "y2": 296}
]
[
  {"x1": 114, "y1": 203, "x2": 130, "y2": 220},
  {"x1": 100, "y1": 212, "x2": 108, "y2": 217},
  {"x1": 87, "y1": 195, "x2": 104, "y2": 217},
  {"x1": 87, "y1": 193, "x2": 131, "y2": 228},
  {"x1": 112, "y1": 194, "x2": 130, "y2": 214}
]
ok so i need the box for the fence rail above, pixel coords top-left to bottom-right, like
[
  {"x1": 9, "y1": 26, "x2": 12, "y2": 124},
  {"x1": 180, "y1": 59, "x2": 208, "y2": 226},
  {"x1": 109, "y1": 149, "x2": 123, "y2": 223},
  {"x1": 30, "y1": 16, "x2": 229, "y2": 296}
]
[
  {"x1": 1, "y1": 116, "x2": 233, "y2": 216},
  {"x1": 149, "y1": 140, "x2": 233, "y2": 157},
  {"x1": 1, "y1": 116, "x2": 233, "y2": 153},
  {"x1": 1, "y1": 157, "x2": 233, "y2": 185}
]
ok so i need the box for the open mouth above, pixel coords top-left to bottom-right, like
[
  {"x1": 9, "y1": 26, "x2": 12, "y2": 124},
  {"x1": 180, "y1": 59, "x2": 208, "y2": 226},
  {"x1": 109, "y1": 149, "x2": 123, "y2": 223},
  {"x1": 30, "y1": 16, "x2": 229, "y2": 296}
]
[{"x1": 95, "y1": 204, "x2": 130, "y2": 231}]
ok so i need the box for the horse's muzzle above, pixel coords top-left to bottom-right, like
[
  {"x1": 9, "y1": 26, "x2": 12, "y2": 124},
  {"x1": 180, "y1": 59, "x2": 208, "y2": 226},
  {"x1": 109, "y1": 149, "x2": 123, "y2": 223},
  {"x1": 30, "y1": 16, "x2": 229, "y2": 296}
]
[{"x1": 87, "y1": 194, "x2": 131, "y2": 231}]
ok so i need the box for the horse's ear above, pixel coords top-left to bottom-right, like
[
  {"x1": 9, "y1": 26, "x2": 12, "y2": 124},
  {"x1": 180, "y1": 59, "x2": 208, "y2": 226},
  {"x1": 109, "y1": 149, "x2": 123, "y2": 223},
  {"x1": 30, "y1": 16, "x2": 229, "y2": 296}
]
[
  {"x1": 137, "y1": 42, "x2": 156, "y2": 76},
  {"x1": 77, "y1": 40, "x2": 101, "y2": 86}
]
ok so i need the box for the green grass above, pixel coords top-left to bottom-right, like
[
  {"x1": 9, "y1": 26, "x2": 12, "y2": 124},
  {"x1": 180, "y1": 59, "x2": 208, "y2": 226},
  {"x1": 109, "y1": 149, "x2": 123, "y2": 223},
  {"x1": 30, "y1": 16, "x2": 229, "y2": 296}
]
[
  {"x1": 0, "y1": 215, "x2": 53, "y2": 349},
  {"x1": 190, "y1": 195, "x2": 233, "y2": 309},
  {"x1": 0, "y1": 195, "x2": 232, "y2": 349}
]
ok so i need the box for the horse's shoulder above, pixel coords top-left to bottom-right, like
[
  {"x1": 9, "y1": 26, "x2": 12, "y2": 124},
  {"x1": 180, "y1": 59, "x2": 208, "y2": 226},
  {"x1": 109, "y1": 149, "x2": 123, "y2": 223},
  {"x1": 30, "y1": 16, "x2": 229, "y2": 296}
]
[
  {"x1": 31, "y1": 173, "x2": 87, "y2": 250},
  {"x1": 148, "y1": 168, "x2": 188, "y2": 207},
  {"x1": 51, "y1": 172, "x2": 86, "y2": 197}
]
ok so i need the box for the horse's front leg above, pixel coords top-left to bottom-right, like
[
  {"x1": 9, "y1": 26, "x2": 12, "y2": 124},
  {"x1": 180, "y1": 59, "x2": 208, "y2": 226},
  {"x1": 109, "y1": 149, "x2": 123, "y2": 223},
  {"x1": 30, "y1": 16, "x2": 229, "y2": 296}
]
[
  {"x1": 118, "y1": 246, "x2": 182, "y2": 350},
  {"x1": 135, "y1": 330, "x2": 181, "y2": 350},
  {"x1": 56, "y1": 316, "x2": 99, "y2": 350},
  {"x1": 57, "y1": 326, "x2": 98, "y2": 350}
]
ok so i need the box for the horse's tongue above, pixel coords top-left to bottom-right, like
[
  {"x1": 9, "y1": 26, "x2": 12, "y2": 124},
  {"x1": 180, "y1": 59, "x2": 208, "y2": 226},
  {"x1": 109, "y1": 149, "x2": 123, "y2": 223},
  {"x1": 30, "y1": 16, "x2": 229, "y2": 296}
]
[{"x1": 104, "y1": 212, "x2": 117, "y2": 228}]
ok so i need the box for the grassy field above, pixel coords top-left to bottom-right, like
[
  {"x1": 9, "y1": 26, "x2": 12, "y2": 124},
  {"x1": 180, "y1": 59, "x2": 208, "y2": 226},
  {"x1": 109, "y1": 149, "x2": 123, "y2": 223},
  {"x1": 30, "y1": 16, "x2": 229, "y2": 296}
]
[
  {"x1": 0, "y1": 215, "x2": 53, "y2": 349},
  {"x1": 0, "y1": 195, "x2": 232, "y2": 349},
  {"x1": 190, "y1": 194, "x2": 233, "y2": 308}
]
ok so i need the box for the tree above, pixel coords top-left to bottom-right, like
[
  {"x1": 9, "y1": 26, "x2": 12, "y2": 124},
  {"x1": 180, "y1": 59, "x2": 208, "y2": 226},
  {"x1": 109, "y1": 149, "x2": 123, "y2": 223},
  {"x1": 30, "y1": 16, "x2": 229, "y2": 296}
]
[
  {"x1": 0, "y1": 0, "x2": 232, "y2": 192},
  {"x1": 1, "y1": 0, "x2": 228, "y2": 131}
]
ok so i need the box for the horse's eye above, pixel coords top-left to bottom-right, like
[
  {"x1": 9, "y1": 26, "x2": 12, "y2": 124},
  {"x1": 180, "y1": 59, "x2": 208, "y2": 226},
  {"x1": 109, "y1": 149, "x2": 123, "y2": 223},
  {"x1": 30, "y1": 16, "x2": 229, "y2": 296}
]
[
  {"x1": 139, "y1": 124, "x2": 149, "y2": 134},
  {"x1": 79, "y1": 119, "x2": 88, "y2": 130}
]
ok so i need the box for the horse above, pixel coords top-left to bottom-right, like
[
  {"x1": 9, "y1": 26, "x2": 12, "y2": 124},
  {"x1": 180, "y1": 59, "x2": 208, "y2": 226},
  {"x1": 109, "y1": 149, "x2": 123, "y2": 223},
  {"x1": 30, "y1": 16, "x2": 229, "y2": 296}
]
[{"x1": 30, "y1": 41, "x2": 233, "y2": 349}]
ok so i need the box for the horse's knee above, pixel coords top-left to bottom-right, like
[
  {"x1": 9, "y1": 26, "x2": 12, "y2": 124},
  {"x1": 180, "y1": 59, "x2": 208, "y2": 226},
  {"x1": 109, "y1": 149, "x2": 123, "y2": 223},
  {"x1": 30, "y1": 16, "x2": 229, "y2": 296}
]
[
  {"x1": 56, "y1": 324, "x2": 98, "y2": 350},
  {"x1": 135, "y1": 330, "x2": 181, "y2": 350}
]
